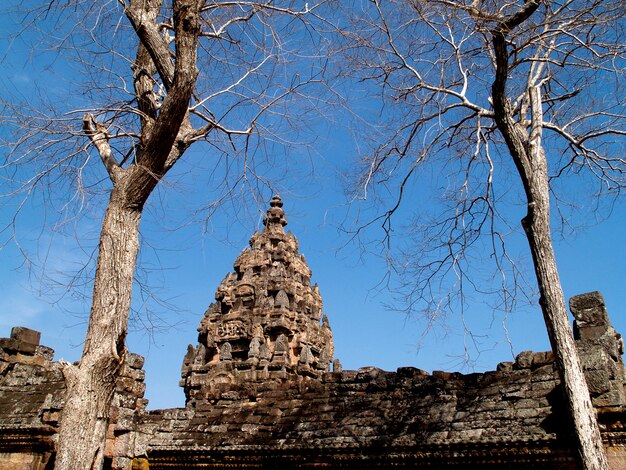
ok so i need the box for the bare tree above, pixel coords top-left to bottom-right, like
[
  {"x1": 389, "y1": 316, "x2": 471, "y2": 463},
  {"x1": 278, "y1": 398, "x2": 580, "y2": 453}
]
[
  {"x1": 1, "y1": 1, "x2": 330, "y2": 468},
  {"x1": 339, "y1": 1, "x2": 626, "y2": 468}
]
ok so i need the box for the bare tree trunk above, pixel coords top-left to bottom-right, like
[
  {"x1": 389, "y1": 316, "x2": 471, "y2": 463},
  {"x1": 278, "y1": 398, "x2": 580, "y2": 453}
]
[
  {"x1": 489, "y1": 6, "x2": 608, "y2": 462},
  {"x1": 54, "y1": 2, "x2": 201, "y2": 467},
  {"x1": 522, "y1": 162, "x2": 609, "y2": 470},
  {"x1": 519, "y1": 87, "x2": 608, "y2": 470},
  {"x1": 56, "y1": 186, "x2": 142, "y2": 469},
  {"x1": 3, "y1": 0, "x2": 325, "y2": 467},
  {"x1": 493, "y1": 81, "x2": 609, "y2": 468}
]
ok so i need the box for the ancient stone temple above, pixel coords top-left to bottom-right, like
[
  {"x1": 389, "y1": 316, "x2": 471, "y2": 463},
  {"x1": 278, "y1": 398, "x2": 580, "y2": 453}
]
[
  {"x1": 181, "y1": 196, "x2": 335, "y2": 404},
  {"x1": 1, "y1": 197, "x2": 626, "y2": 469}
]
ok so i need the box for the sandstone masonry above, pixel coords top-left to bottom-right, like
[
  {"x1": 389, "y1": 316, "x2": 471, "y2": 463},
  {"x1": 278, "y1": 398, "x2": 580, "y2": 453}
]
[{"x1": 181, "y1": 195, "x2": 335, "y2": 405}]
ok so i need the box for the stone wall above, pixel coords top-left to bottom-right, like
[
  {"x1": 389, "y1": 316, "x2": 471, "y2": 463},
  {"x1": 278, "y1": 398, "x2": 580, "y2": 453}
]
[
  {"x1": 0, "y1": 327, "x2": 61, "y2": 470},
  {"x1": 127, "y1": 293, "x2": 624, "y2": 469},
  {"x1": 0, "y1": 327, "x2": 147, "y2": 470},
  {"x1": 142, "y1": 365, "x2": 570, "y2": 467},
  {"x1": 106, "y1": 353, "x2": 149, "y2": 470},
  {"x1": 0, "y1": 303, "x2": 624, "y2": 469},
  {"x1": 2, "y1": 192, "x2": 624, "y2": 469}
]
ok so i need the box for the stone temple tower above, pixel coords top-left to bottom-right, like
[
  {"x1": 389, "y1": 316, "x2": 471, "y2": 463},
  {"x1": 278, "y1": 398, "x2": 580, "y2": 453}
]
[{"x1": 181, "y1": 196, "x2": 335, "y2": 403}]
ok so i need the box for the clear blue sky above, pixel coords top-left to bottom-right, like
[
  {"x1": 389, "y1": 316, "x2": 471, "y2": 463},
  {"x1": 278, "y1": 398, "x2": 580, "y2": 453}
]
[{"x1": 1, "y1": 2, "x2": 625, "y2": 411}]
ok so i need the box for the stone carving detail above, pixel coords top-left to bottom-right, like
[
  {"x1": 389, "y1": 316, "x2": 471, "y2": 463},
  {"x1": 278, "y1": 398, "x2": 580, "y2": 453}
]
[
  {"x1": 275, "y1": 334, "x2": 289, "y2": 354},
  {"x1": 220, "y1": 342, "x2": 232, "y2": 361},
  {"x1": 248, "y1": 336, "x2": 261, "y2": 359},
  {"x1": 260, "y1": 344, "x2": 271, "y2": 361},
  {"x1": 181, "y1": 196, "x2": 335, "y2": 402},
  {"x1": 217, "y1": 321, "x2": 245, "y2": 339},
  {"x1": 275, "y1": 290, "x2": 289, "y2": 310}
]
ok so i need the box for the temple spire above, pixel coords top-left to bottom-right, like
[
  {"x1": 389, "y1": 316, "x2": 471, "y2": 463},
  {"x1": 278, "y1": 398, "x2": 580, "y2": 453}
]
[
  {"x1": 181, "y1": 196, "x2": 335, "y2": 404},
  {"x1": 263, "y1": 195, "x2": 287, "y2": 233}
]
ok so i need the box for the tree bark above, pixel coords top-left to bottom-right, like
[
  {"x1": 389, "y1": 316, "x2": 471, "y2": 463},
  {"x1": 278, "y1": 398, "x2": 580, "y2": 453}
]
[
  {"x1": 55, "y1": 184, "x2": 142, "y2": 469},
  {"x1": 519, "y1": 87, "x2": 608, "y2": 470},
  {"x1": 489, "y1": 4, "x2": 609, "y2": 462},
  {"x1": 55, "y1": 2, "x2": 201, "y2": 468},
  {"x1": 523, "y1": 212, "x2": 607, "y2": 470},
  {"x1": 491, "y1": 73, "x2": 609, "y2": 468}
]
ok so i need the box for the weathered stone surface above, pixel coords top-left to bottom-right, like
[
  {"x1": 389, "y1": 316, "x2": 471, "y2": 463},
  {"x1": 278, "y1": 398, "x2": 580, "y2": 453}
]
[
  {"x1": 570, "y1": 291, "x2": 609, "y2": 326},
  {"x1": 496, "y1": 361, "x2": 514, "y2": 372},
  {"x1": 0, "y1": 329, "x2": 151, "y2": 469},
  {"x1": 11, "y1": 327, "x2": 41, "y2": 346},
  {"x1": 34, "y1": 346, "x2": 54, "y2": 361},
  {"x1": 0, "y1": 337, "x2": 37, "y2": 355},
  {"x1": 569, "y1": 292, "x2": 626, "y2": 412},
  {"x1": 182, "y1": 196, "x2": 335, "y2": 404},
  {"x1": 515, "y1": 350, "x2": 534, "y2": 369},
  {"x1": 142, "y1": 363, "x2": 573, "y2": 467},
  {"x1": 138, "y1": 200, "x2": 626, "y2": 468},
  {"x1": 126, "y1": 353, "x2": 145, "y2": 370}
]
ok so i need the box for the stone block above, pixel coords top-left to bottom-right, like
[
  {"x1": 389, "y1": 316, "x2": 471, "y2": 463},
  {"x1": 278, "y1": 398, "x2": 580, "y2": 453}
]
[
  {"x1": 221, "y1": 391, "x2": 241, "y2": 400},
  {"x1": 396, "y1": 366, "x2": 429, "y2": 377},
  {"x1": 0, "y1": 338, "x2": 38, "y2": 355},
  {"x1": 432, "y1": 370, "x2": 455, "y2": 379},
  {"x1": 582, "y1": 328, "x2": 624, "y2": 361},
  {"x1": 18, "y1": 341, "x2": 37, "y2": 354},
  {"x1": 126, "y1": 353, "x2": 145, "y2": 370},
  {"x1": 585, "y1": 369, "x2": 611, "y2": 395},
  {"x1": 116, "y1": 377, "x2": 137, "y2": 392},
  {"x1": 41, "y1": 410, "x2": 61, "y2": 425},
  {"x1": 10, "y1": 326, "x2": 41, "y2": 346},
  {"x1": 114, "y1": 393, "x2": 138, "y2": 409},
  {"x1": 0, "y1": 338, "x2": 25, "y2": 354},
  {"x1": 592, "y1": 388, "x2": 626, "y2": 408},
  {"x1": 531, "y1": 351, "x2": 554, "y2": 368},
  {"x1": 515, "y1": 351, "x2": 534, "y2": 369},
  {"x1": 127, "y1": 382, "x2": 146, "y2": 399},
  {"x1": 137, "y1": 398, "x2": 149, "y2": 410},
  {"x1": 569, "y1": 291, "x2": 608, "y2": 326},
  {"x1": 576, "y1": 324, "x2": 609, "y2": 340},
  {"x1": 209, "y1": 424, "x2": 228, "y2": 433},
  {"x1": 241, "y1": 424, "x2": 259, "y2": 434},
  {"x1": 580, "y1": 349, "x2": 610, "y2": 371},
  {"x1": 455, "y1": 428, "x2": 483, "y2": 440},
  {"x1": 115, "y1": 413, "x2": 137, "y2": 431},
  {"x1": 13, "y1": 352, "x2": 47, "y2": 366},
  {"x1": 35, "y1": 345, "x2": 54, "y2": 361},
  {"x1": 515, "y1": 408, "x2": 545, "y2": 419}
]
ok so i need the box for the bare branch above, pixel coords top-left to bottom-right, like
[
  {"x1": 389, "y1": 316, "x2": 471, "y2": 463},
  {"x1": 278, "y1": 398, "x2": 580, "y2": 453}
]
[{"x1": 82, "y1": 113, "x2": 122, "y2": 182}]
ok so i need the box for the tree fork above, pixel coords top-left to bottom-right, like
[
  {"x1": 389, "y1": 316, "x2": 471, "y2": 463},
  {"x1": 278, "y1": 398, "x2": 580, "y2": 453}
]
[{"x1": 56, "y1": 0, "x2": 202, "y2": 466}]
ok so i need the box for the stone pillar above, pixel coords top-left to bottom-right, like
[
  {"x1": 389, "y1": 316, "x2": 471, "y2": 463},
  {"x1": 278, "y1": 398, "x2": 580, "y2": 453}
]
[
  {"x1": 570, "y1": 291, "x2": 626, "y2": 410},
  {"x1": 108, "y1": 353, "x2": 148, "y2": 470}
]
